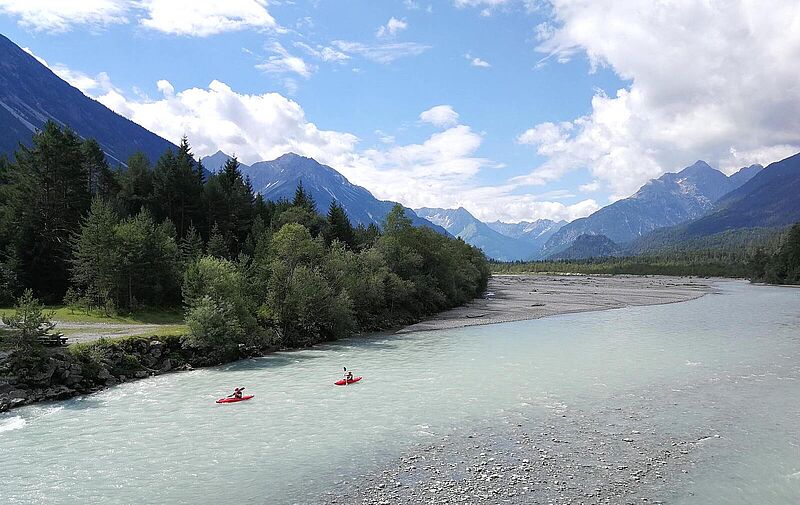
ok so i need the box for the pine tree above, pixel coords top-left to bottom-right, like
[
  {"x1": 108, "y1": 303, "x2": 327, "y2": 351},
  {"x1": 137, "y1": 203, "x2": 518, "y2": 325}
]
[
  {"x1": 5, "y1": 121, "x2": 91, "y2": 300},
  {"x1": 152, "y1": 138, "x2": 204, "y2": 239},
  {"x1": 292, "y1": 181, "x2": 316, "y2": 212},
  {"x1": 116, "y1": 152, "x2": 154, "y2": 217},
  {"x1": 205, "y1": 156, "x2": 254, "y2": 256},
  {"x1": 181, "y1": 224, "x2": 205, "y2": 263},
  {"x1": 326, "y1": 200, "x2": 356, "y2": 248},
  {"x1": 70, "y1": 198, "x2": 121, "y2": 306},
  {"x1": 207, "y1": 223, "x2": 228, "y2": 259}
]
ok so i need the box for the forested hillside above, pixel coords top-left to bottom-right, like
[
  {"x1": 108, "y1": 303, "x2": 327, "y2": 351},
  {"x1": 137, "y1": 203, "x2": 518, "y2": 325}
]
[{"x1": 0, "y1": 121, "x2": 490, "y2": 352}]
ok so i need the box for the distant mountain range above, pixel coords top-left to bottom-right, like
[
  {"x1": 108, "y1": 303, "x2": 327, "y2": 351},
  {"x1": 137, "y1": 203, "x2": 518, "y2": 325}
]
[
  {"x1": 0, "y1": 33, "x2": 175, "y2": 165},
  {"x1": 540, "y1": 161, "x2": 763, "y2": 258},
  {"x1": 414, "y1": 207, "x2": 564, "y2": 261},
  {"x1": 627, "y1": 152, "x2": 800, "y2": 254},
  {"x1": 486, "y1": 219, "x2": 566, "y2": 248},
  {"x1": 202, "y1": 151, "x2": 448, "y2": 234}
]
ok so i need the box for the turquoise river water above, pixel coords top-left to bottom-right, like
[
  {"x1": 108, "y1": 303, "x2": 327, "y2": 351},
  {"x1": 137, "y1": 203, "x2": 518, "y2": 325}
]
[{"x1": 0, "y1": 280, "x2": 798, "y2": 504}]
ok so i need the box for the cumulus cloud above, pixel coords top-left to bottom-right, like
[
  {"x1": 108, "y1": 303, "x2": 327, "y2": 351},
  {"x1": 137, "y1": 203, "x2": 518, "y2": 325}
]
[
  {"x1": 0, "y1": 0, "x2": 128, "y2": 32},
  {"x1": 465, "y1": 53, "x2": 491, "y2": 68},
  {"x1": 419, "y1": 105, "x2": 460, "y2": 128},
  {"x1": 0, "y1": 0, "x2": 276, "y2": 36},
  {"x1": 376, "y1": 17, "x2": 408, "y2": 38},
  {"x1": 96, "y1": 79, "x2": 358, "y2": 165},
  {"x1": 518, "y1": 0, "x2": 800, "y2": 199},
  {"x1": 137, "y1": 0, "x2": 277, "y2": 36},
  {"x1": 256, "y1": 42, "x2": 314, "y2": 78},
  {"x1": 22, "y1": 47, "x2": 118, "y2": 95}
]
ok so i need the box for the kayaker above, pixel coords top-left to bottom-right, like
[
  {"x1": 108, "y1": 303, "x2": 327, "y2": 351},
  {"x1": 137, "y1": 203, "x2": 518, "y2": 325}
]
[
  {"x1": 229, "y1": 387, "x2": 245, "y2": 399},
  {"x1": 343, "y1": 367, "x2": 353, "y2": 383}
]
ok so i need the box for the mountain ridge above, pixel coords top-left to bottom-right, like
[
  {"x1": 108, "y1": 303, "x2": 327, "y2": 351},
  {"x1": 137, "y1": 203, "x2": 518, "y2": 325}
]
[
  {"x1": 0, "y1": 33, "x2": 176, "y2": 165},
  {"x1": 541, "y1": 160, "x2": 762, "y2": 257},
  {"x1": 205, "y1": 151, "x2": 448, "y2": 234}
]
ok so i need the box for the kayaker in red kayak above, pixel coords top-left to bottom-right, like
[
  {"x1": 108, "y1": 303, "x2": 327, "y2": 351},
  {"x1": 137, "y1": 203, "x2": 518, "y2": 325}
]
[
  {"x1": 343, "y1": 367, "x2": 354, "y2": 383},
  {"x1": 228, "y1": 387, "x2": 245, "y2": 399}
]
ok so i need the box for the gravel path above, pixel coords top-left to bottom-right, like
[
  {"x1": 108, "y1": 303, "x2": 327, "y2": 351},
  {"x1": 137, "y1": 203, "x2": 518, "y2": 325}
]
[{"x1": 54, "y1": 322, "x2": 172, "y2": 344}]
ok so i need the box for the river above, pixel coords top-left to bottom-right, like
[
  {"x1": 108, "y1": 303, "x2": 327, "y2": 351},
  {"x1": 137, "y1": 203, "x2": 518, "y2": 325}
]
[{"x1": 1, "y1": 280, "x2": 798, "y2": 504}]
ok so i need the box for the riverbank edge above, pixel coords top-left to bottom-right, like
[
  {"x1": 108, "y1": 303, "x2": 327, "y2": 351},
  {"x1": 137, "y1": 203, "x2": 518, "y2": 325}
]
[
  {"x1": 0, "y1": 274, "x2": 720, "y2": 413},
  {"x1": 0, "y1": 300, "x2": 471, "y2": 412}
]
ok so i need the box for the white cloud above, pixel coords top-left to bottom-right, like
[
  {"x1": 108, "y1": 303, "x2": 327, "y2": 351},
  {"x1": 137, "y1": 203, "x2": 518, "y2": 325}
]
[
  {"x1": 138, "y1": 0, "x2": 276, "y2": 36},
  {"x1": 0, "y1": 0, "x2": 128, "y2": 32},
  {"x1": 0, "y1": 0, "x2": 276, "y2": 36},
  {"x1": 295, "y1": 42, "x2": 350, "y2": 63},
  {"x1": 256, "y1": 42, "x2": 314, "y2": 78},
  {"x1": 465, "y1": 53, "x2": 491, "y2": 68},
  {"x1": 518, "y1": 0, "x2": 800, "y2": 199},
  {"x1": 579, "y1": 181, "x2": 600, "y2": 193},
  {"x1": 332, "y1": 40, "x2": 430, "y2": 64},
  {"x1": 95, "y1": 79, "x2": 589, "y2": 222},
  {"x1": 22, "y1": 47, "x2": 118, "y2": 95},
  {"x1": 454, "y1": 0, "x2": 511, "y2": 8},
  {"x1": 96, "y1": 79, "x2": 358, "y2": 166},
  {"x1": 376, "y1": 17, "x2": 408, "y2": 38},
  {"x1": 419, "y1": 105, "x2": 460, "y2": 128}
]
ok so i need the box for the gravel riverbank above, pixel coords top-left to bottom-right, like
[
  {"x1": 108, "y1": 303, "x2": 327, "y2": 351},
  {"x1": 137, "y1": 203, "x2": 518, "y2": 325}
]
[
  {"x1": 399, "y1": 275, "x2": 715, "y2": 333},
  {"x1": 320, "y1": 394, "x2": 719, "y2": 505}
]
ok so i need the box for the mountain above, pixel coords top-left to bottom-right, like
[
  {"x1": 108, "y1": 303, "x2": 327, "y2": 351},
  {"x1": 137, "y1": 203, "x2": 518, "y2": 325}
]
[
  {"x1": 209, "y1": 151, "x2": 447, "y2": 233},
  {"x1": 486, "y1": 219, "x2": 566, "y2": 255},
  {"x1": 414, "y1": 207, "x2": 537, "y2": 261},
  {"x1": 541, "y1": 161, "x2": 762, "y2": 257},
  {"x1": 685, "y1": 152, "x2": 800, "y2": 235},
  {"x1": 0, "y1": 33, "x2": 176, "y2": 165},
  {"x1": 630, "y1": 152, "x2": 800, "y2": 253},
  {"x1": 200, "y1": 150, "x2": 247, "y2": 173},
  {"x1": 548, "y1": 234, "x2": 622, "y2": 260}
]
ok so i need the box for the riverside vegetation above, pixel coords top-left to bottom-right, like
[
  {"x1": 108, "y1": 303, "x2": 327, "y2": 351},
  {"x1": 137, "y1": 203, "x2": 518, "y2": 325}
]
[{"x1": 0, "y1": 121, "x2": 489, "y2": 410}]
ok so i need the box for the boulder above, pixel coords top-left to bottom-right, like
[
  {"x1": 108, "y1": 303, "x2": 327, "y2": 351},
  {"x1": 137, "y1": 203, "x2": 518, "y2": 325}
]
[{"x1": 149, "y1": 341, "x2": 164, "y2": 358}]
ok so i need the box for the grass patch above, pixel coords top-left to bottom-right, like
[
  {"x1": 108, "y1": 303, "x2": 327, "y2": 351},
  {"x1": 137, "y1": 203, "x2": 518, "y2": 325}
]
[{"x1": 0, "y1": 306, "x2": 184, "y2": 325}]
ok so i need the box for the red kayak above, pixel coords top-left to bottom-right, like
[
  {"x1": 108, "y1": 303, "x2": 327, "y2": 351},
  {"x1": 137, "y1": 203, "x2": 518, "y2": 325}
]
[
  {"x1": 216, "y1": 395, "x2": 254, "y2": 403},
  {"x1": 334, "y1": 376, "x2": 362, "y2": 386}
]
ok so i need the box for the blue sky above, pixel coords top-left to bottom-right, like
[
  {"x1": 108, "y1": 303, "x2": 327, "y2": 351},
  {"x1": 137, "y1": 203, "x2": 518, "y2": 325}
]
[{"x1": 1, "y1": 1, "x2": 798, "y2": 223}]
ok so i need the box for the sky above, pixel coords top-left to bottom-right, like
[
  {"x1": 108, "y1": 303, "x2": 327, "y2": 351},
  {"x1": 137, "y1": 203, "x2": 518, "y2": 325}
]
[{"x1": 1, "y1": 0, "x2": 799, "y2": 223}]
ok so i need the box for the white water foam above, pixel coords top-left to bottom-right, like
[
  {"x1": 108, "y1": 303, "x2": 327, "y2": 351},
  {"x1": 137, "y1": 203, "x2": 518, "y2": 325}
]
[{"x1": 0, "y1": 416, "x2": 26, "y2": 433}]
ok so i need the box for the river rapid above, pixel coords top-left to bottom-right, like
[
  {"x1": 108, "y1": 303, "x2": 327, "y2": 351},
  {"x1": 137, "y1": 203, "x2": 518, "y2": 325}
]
[{"x1": 1, "y1": 280, "x2": 798, "y2": 504}]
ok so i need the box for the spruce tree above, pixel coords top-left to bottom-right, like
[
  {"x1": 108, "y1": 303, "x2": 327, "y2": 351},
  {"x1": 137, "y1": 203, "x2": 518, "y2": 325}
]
[
  {"x1": 70, "y1": 198, "x2": 121, "y2": 307},
  {"x1": 5, "y1": 121, "x2": 91, "y2": 300},
  {"x1": 326, "y1": 200, "x2": 356, "y2": 248},
  {"x1": 181, "y1": 224, "x2": 205, "y2": 263},
  {"x1": 207, "y1": 223, "x2": 228, "y2": 259},
  {"x1": 292, "y1": 181, "x2": 316, "y2": 212}
]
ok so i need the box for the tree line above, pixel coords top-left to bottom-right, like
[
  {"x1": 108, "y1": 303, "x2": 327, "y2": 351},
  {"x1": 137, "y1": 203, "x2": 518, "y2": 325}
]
[
  {"x1": 748, "y1": 223, "x2": 800, "y2": 284},
  {"x1": 492, "y1": 224, "x2": 800, "y2": 282},
  {"x1": 0, "y1": 121, "x2": 490, "y2": 352}
]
